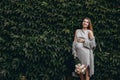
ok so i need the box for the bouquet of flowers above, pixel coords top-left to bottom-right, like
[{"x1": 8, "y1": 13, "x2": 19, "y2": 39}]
[{"x1": 74, "y1": 57, "x2": 86, "y2": 74}]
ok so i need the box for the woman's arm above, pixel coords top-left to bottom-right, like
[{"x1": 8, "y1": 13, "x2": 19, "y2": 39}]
[
  {"x1": 72, "y1": 41, "x2": 77, "y2": 58},
  {"x1": 88, "y1": 30, "x2": 94, "y2": 39},
  {"x1": 83, "y1": 30, "x2": 96, "y2": 49},
  {"x1": 74, "y1": 30, "x2": 78, "y2": 42},
  {"x1": 72, "y1": 30, "x2": 78, "y2": 58}
]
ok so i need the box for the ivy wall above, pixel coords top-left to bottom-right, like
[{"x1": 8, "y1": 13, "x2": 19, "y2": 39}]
[{"x1": 0, "y1": 0, "x2": 119, "y2": 80}]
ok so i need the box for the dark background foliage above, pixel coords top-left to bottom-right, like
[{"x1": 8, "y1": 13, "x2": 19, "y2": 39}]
[{"x1": 0, "y1": 0, "x2": 119, "y2": 80}]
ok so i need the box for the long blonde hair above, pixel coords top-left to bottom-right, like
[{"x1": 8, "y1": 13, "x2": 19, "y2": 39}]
[{"x1": 84, "y1": 17, "x2": 93, "y2": 31}]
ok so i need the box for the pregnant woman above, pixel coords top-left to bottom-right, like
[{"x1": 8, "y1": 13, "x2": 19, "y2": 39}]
[{"x1": 72, "y1": 17, "x2": 96, "y2": 80}]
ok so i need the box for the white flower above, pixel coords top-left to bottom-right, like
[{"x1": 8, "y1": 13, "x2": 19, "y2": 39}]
[{"x1": 75, "y1": 64, "x2": 86, "y2": 74}]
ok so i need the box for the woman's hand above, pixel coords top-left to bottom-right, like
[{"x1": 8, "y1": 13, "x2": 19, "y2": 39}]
[
  {"x1": 74, "y1": 53, "x2": 77, "y2": 59},
  {"x1": 77, "y1": 38, "x2": 85, "y2": 43},
  {"x1": 80, "y1": 38, "x2": 85, "y2": 43}
]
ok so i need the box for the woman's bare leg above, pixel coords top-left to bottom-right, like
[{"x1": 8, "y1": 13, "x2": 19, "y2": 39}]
[
  {"x1": 79, "y1": 74, "x2": 84, "y2": 80},
  {"x1": 85, "y1": 67, "x2": 90, "y2": 80}
]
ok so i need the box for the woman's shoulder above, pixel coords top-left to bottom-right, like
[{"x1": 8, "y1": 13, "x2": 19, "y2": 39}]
[
  {"x1": 87, "y1": 29, "x2": 95, "y2": 38},
  {"x1": 75, "y1": 29, "x2": 82, "y2": 34},
  {"x1": 76, "y1": 29, "x2": 82, "y2": 32},
  {"x1": 87, "y1": 29, "x2": 93, "y2": 33},
  {"x1": 87, "y1": 29, "x2": 92, "y2": 31}
]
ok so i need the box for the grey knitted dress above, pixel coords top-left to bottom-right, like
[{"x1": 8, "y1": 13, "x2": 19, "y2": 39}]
[{"x1": 72, "y1": 29, "x2": 96, "y2": 77}]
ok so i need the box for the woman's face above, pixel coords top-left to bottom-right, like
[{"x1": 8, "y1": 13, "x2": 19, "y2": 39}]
[{"x1": 82, "y1": 19, "x2": 89, "y2": 28}]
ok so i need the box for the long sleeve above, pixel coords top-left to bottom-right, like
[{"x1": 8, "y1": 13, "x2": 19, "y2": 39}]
[
  {"x1": 83, "y1": 37, "x2": 96, "y2": 50},
  {"x1": 72, "y1": 41, "x2": 77, "y2": 57},
  {"x1": 90, "y1": 38, "x2": 96, "y2": 50},
  {"x1": 72, "y1": 30, "x2": 78, "y2": 57}
]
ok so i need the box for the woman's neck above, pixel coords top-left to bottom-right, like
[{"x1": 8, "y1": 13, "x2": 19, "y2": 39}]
[{"x1": 82, "y1": 27, "x2": 87, "y2": 30}]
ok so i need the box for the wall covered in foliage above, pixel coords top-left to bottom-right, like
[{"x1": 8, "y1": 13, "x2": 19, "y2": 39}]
[{"x1": 0, "y1": 0, "x2": 119, "y2": 80}]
